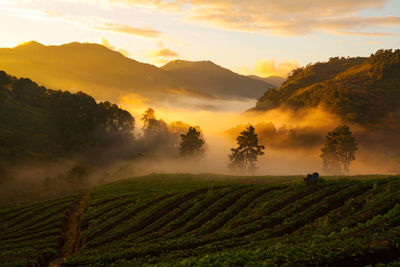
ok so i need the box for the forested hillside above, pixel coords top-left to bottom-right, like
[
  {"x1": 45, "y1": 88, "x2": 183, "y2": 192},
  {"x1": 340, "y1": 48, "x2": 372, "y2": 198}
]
[
  {"x1": 0, "y1": 71, "x2": 134, "y2": 165},
  {"x1": 252, "y1": 49, "x2": 400, "y2": 128}
]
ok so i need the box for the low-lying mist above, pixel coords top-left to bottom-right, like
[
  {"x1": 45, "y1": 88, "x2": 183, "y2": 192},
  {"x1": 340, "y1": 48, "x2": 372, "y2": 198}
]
[
  {"x1": 2, "y1": 95, "x2": 399, "y2": 204},
  {"x1": 120, "y1": 95, "x2": 400, "y2": 177}
]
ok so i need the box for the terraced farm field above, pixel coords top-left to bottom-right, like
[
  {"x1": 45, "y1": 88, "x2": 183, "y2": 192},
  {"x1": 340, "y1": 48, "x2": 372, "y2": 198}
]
[{"x1": 1, "y1": 174, "x2": 400, "y2": 266}]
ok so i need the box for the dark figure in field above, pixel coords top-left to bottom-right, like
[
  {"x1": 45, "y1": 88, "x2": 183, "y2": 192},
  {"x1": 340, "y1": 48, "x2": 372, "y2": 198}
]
[{"x1": 304, "y1": 172, "x2": 319, "y2": 184}]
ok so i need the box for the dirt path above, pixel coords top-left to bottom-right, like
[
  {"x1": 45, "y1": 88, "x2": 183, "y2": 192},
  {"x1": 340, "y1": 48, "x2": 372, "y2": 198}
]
[{"x1": 48, "y1": 192, "x2": 89, "y2": 267}]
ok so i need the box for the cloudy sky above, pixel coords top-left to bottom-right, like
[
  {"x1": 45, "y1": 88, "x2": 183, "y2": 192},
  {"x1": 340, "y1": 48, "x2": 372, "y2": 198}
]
[{"x1": 1, "y1": 0, "x2": 399, "y2": 77}]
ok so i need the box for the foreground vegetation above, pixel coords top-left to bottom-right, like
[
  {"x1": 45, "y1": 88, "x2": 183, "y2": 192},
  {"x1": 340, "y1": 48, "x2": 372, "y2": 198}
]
[{"x1": 1, "y1": 174, "x2": 400, "y2": 266}]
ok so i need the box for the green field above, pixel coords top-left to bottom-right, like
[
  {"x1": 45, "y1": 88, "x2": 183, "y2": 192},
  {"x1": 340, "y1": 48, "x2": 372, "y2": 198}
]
[{"x1": 1, "y1": 174, "x2": 400, "y2": 266}]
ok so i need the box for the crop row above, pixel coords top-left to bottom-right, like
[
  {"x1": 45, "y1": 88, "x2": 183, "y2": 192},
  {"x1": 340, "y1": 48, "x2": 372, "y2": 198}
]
[
  {"x1": 65, "y1": 183, "x2": 364, "y2": 265},
  {"x1": 0, "y1": 194, "x2": 78, "y2": 266},
  {"x1": 84, "y1": 187, "x2": 219, "y2": 249}
]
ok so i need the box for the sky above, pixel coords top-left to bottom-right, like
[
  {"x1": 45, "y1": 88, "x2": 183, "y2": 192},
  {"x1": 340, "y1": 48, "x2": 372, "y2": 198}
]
[{"x1": 0, "y1": 0, "x2": 399, "y2": 78}]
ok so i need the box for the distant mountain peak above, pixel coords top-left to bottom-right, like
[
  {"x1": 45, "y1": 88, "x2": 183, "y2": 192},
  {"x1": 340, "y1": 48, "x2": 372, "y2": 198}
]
[
  {"x1": 15, "y1": 41, "x2": 45, "y2": 48},
  {"x1": 162, "y1": 59, "x2": 218, "y2": 70},
  {"x1": 58, "y1": 41, "x2": 114, "y2": 52}
]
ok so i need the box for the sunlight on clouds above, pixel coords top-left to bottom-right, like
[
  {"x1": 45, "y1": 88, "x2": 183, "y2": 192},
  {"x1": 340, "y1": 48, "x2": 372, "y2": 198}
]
[
  {"x1": 363, "y1": 40, "x2": 383, "y2": 45},
  {"x1": 108, "y1": 0, "x2": 186, "y2": 12},
  {"x1": 106, "y1": 0, "x2": 400, "y2": 37},
  {"x1": 239, "y1": 59, "x2": 298, "y2": 78},
  {"x1": 45, "y1": 10, "x2": 161, "y2": 37},
  {"x1": 1, "y1": 5, "x2": 161, "y2": 38},
  {"x1": 146, "y1": 41, "x2": 179, "y2": 65},
  {"x1": 95, "y1": 23, "x2": 160, "y2": 37}
]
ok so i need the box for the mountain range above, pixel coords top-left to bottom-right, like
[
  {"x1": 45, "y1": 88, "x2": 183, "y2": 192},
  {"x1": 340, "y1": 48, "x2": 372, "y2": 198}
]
[{"x1": 0, "y1": 41, "x2": 279, "y2": 104}]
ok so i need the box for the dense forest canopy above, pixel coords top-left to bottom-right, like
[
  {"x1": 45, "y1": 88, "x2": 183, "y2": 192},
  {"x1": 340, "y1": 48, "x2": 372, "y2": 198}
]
[
  {"x1": 0, "y1": 70, "x2": 135, "y2": 165},
  {"x1": 251, "y1": 49, "x2": 400, "y2": 129}
]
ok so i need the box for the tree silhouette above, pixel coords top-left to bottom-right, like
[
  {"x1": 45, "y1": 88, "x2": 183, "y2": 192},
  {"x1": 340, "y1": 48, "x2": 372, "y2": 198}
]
[
  {"x1": 179, "y1": 127, "x2": 205, "y2": 158},
  {"x1": 141, "y1": 108, "x2": 168, "y2": 138},
  {"x1": 229, "y1": 125, "x2": 265, "y2": 173},
  {"x1": 320, "y1": 125, "x2": 358, "y2": 174},
  {"x1": 141, "y1": 108, "x2": 156, "y2": 128}
]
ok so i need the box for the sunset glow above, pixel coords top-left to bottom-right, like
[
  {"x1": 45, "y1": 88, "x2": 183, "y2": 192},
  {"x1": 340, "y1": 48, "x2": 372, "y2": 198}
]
[{"x1": 1, "y1": 0, "x2": 399, "y2": 76}]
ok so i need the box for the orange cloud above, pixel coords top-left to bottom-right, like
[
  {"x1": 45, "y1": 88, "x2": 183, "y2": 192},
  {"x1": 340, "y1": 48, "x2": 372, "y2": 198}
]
[
  {"x1": 31, "y1": 9, "x2": 162, "y2": 38},
  {"x1": 95, "y1": 23, "x2": 160, "y2": 37},
  {"x1": 240, "y1": 59, "x2": 298, "y2": 78},
  {"x1": 108, "y1": 0, "x2": 400, "y2": 36},
  {"x1": 146, "y1": 42, "x2": 179, "y2": 64}
]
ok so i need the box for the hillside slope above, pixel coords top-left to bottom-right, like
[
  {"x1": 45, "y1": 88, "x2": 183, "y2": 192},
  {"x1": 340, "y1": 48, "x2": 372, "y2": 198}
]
[
  {"x1": 0, "y1": 42, "x2": 270, "y2": 102},
  {"x1": 1, "y1": 174, "x2": 400, "y2": 266},
  {"x1": 0, "y1": 70, "x2": 134, "y2": 164},
  {"x1": 162, "y1": 60, "x2": 274, "y2": 98},
  {"x1": 251, "y1": 50, "x2": 400, "y2": 128},
  {"x1": 0, "y1": 41, "x2": 174, "y2": 102}
]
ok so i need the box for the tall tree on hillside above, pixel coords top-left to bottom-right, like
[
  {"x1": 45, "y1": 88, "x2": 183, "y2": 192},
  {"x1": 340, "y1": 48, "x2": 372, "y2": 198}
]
[
  {"x1": 179, "y1": 127, "x2": 205, "y2": 158},
  {"x1": 229, "y1": 125, "x2": 265, "y2": 174},
  {"x1": 320, "y1": 125, "x2": 358, "y2": 174}
]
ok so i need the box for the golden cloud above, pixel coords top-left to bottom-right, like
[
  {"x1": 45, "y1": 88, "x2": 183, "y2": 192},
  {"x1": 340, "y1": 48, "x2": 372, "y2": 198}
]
[
  {"x1": 41, "y1": 9, "x2": 161, "y2": 38},
  {"x1": 152, "y1": 47, "x2": 178, "y2": 57},
  {"x1": 95, "y1": 23, "x2": 160, "y2": 37},
  {"x1": 240, "y1": 59, "x2": 298, "y2": 78},
  {"x1": 107, "y1": 0, "x2": 400, "y2": 36},
  {"x1": 146, "y1": 42, "x2": 179, "y2": 64}
]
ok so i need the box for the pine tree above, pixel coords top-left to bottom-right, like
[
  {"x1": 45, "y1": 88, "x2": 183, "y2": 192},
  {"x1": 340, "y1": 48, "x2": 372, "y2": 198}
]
[
  {"x1": 229, "y1": 125, "x2": 265, "y2": 173},
  {"x1": 320, "y1": 125, "x2": 358, "y2": 174}
]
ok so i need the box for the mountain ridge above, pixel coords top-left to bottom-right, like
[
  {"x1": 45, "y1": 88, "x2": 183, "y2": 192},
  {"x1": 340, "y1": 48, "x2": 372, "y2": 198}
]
[
  {"x1": 250, "y1": 50, "x2": 400, "y2": 128},
  {"x1": 161, "y1": 59, "x2": 274, "y2": 98},
  {"x1": 0, "y1": 41, "x2": 272, "y2": 103}
]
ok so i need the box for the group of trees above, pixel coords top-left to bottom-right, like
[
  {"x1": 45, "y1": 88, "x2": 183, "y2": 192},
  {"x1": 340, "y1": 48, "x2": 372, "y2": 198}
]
[
  {"x1": 227, "y1": 124, "x2": 358, "y2": 175},
  {"x1": 139, "y1": 108, "x2": 205, "y2": 157},
  {"x1": 170, "y1": 110, "x2": 358, "y2": 174},
  {"x1": 0, "y1": 71, "x2": 135, "y2": 165}
]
